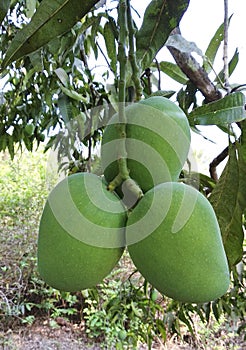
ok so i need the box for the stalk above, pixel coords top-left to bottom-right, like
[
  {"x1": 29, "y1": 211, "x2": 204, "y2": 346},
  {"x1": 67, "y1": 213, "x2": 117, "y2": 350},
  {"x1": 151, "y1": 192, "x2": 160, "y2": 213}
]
[
  {"x1": 127, "y1": 0, "x2": 142, "y2": 101},
  {"x1": 107, "y1": 0, "x2": 143, "y2": 201}
]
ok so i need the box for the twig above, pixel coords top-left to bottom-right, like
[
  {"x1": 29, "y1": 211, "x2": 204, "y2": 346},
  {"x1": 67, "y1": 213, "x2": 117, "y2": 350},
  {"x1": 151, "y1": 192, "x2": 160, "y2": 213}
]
[
  {"x1": 154, "y1": 58, "x2": 161, "y2": 91},
  {"x1": 209, "y1": 146, "x2": 229, "y2": 181},
  {"x1": 127, "y1": 0, "x2": 142, "y2": 101},
  {"x1": 223, "y1": 0, "x2": 230, "y2": 93}
]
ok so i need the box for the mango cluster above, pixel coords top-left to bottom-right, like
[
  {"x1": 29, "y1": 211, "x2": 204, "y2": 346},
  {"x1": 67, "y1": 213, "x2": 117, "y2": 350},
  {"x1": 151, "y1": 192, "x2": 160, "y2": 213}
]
[{"x1": 38, "y1": 97, "x2": 230, "y2": 303}]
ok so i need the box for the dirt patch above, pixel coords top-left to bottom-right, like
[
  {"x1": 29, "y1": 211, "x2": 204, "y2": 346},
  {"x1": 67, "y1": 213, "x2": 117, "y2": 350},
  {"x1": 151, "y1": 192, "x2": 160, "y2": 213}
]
[{"x1": 1, "y1": 317, "x2": 245, "y2": 350}]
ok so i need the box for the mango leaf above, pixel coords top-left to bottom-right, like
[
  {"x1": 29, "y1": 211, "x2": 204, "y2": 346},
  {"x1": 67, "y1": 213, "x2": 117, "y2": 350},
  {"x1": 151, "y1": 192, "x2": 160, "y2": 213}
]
[
  {"x1": 0, "y1": 0, "x2": 10, "y2": 24},
  {"x1": 1, "y1": 0, "x2": 98, "y2": 69},
  {"x1": 209, "y1": 144, "x2": 246, "y2": 267},
  {"x1": 55, "y1": 68, "x2": 69, "y2": 88},
  {"x1": 26, "y1": 0, "x2": 37, "y2": 18},
  {"x1": 103, "y1": 21, "x2": 117, "y2": 74},
  {"x1": 150, "y1": 90, "x2": 175, "y2": 98},
  {"x1": 215, "y1": 49, "x2": 239, "y2": 85},
  {"x1": 203, "y1": 16, "x2": 232, "y2": 73},
  {"x1": 159, "y1": 61, "x2": 188, "y2": 84},
  {"x1": 57, "y1": 94, "x2": 73, "y2": 124},
  {"x1": 28, "y1": 49, "x2": 43, "y2": 72},
  {"x1": 136, "y1": 0, "x2": 190, "y2": 69},
  {"x1": 189, "y1": 92, "x2": 246, "y2": 125},
  {"x1": 177, "y1": 81, "x2": 197, "y2": 114},
  {"x1": 58, "y1": 83, "x2": 87, "y2": 103}
]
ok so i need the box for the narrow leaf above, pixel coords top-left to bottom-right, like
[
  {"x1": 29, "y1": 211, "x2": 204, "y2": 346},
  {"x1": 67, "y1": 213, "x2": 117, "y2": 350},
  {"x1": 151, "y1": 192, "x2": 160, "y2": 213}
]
[
  {"x1": 159, "y1": 61, "x2": 188, "y2": 84},
  {"x1": 55, "y1": 68, "x2": 69, "y2": 87},
  {"x1": 136, "y1": 0, "x2": 190, "y2": 69},
  {"x1": 0, "y1": 0, "x2": 10, "y2": 24},
  {"x1": 189, "y1": 92, "x2": 246, "y2": 125},
  {"x1": 150, "y1": 90, "x2": 175, "y2": 98},
  {"x1": 204, "y1": 15, "x2": 232, "y2": 73},
  {"x1": 209, "y1": 144, "x2": 246, "y2": 267},
  {"x1": 57, "y1": 94, "x2": 73, "y2": 124},
  {"x1": 103, "y1": 21, "x2": 117, "y2": 73},
  {"x1": 215, "y1": 49, "x2": 239, "y2": 84},
  {"x1": 1, "y1": 0, "x2": 98, "y2": 69},
  {"x1": 58, "y1": 83, "x2": 87, "y2": 103}
]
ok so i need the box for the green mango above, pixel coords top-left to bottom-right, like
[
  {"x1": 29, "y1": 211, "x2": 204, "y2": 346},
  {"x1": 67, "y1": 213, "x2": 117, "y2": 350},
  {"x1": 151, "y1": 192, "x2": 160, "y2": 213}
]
[
  {"x1": 38, "y1": 173, "x2": 127, "y2": 292},
  {"x1": 101, "y1": 96, "x2": 191, "y2": 195},
  {"x1": 126, "y1": 182, "x2": 230, "y2": 303}
]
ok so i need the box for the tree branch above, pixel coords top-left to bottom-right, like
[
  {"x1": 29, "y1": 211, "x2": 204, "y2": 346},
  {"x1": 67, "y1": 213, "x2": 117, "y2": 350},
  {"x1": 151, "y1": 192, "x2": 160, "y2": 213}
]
[
  {"x1": 167, "y1": 28, "x2": 222, "y2": 103},
  {"x1": 209, "y1": 145, "x2": 229, "y2": 181}
]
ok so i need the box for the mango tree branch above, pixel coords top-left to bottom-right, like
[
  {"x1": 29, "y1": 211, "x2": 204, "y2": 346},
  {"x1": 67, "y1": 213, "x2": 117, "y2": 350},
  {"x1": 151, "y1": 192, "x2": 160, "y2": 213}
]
[{"x1": 167, "y1": 27, "x2": 222, "y2": 103}]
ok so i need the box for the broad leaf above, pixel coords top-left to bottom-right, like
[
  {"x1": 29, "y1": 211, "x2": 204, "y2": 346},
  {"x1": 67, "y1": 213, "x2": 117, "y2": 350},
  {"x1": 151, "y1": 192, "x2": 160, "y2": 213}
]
[
  {"x1": 0, "y1": 0, "x2": 10, "y2": 24},
  {"x1": 189, "y1": 92, "x2": 246, "y2": 125},
  {"x1": 159, "y1": 61, "x2": 188, "y2": 84},
  {"x1": 1, "y1": 0, "x2": 98, "y2": 69},
  {"x1": 209, "y1": 144, "x2": 246, "y2": 267},
  {"x1": 136, "y1": 0, "x2": 189, "y2": 69}
]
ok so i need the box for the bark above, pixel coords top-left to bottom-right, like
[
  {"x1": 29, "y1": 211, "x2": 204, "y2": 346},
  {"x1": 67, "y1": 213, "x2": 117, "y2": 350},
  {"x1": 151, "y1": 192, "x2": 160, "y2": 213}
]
[{"x1": 167, "y1": 28, "x2": 222, "y2": 103}]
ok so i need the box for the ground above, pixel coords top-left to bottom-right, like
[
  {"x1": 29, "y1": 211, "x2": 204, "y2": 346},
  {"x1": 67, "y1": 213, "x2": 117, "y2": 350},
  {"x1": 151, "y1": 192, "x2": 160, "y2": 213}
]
[{"x1": 1, "y1": 315, "x2": 245, "y2": 350}]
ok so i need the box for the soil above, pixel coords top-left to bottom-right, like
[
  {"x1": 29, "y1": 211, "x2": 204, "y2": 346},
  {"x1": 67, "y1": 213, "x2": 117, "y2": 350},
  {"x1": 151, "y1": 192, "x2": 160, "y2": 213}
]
[{"x1": 0, "y1": 317, "x2": 245, "y2": 350}]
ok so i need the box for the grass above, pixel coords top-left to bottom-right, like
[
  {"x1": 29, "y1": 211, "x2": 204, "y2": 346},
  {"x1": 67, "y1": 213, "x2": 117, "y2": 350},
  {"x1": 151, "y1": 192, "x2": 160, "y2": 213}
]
[{"x1": 0, "y1": 147, "x2": 245, "y2": 349}]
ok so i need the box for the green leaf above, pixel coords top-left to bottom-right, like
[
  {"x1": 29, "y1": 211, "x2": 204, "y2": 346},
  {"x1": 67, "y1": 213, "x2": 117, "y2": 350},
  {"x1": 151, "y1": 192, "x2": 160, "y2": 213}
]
[
  {"x1": 150, "y1": 90, "x2": 175, "y2": 98},
  {"x1": 1, "y1": 0, "x2": 98, "y2": 69},
  {"x1": 26, "y1": 0, "x2": 37, "y2": 18},
  {"x1": 209, "y1": 144, "x2": 246, "y2": 267},
  {"x1": 136, "y1": 0, "x2": 190, "y2": 69},
  {"x1": 28, "y1": 50, "x2": 43, "y2": 72},
  {"x1": 57, "y1": 94, "x2": 73, "y2": 124},
  {"x1": 189, "y1": 92, "x2": 246, "y2": 125},
  {"x1": 55, "y1": 68, "x2": 69, "y2": 87},
  {"x1": 0, "y1": 0, "x2": 10, "y2": 24},
  {"x1": 215, "y1": 49, "x2": 239, "y2": 85},
  {"x1": 58, "y1": 83, "x2": 87, "y2": 103},
  {"x1": 103, "y1": 21, "x2": 117, "y2": 73},
  {"x1": 159, "y1": 61, "x2": 188, "y2": 84},
  {"x1": 177, "y1": 81, "x2": 197, "y2": 114},
  {"x1": 204, "y1": 15, "x2": 232, "y2": 73}
]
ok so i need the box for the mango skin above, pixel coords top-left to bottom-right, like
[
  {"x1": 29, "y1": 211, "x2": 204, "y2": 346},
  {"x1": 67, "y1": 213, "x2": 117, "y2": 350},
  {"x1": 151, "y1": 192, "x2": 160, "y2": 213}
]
[
  {"x1": 38, "y1": 173, "x2": 127, "y2": 292},
  {"x1": 126, "y1": 182, "x2": 230, "y2": 303},
  {"x1": 101, "y1": 96, "x2": 191, "y2": 194}
]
